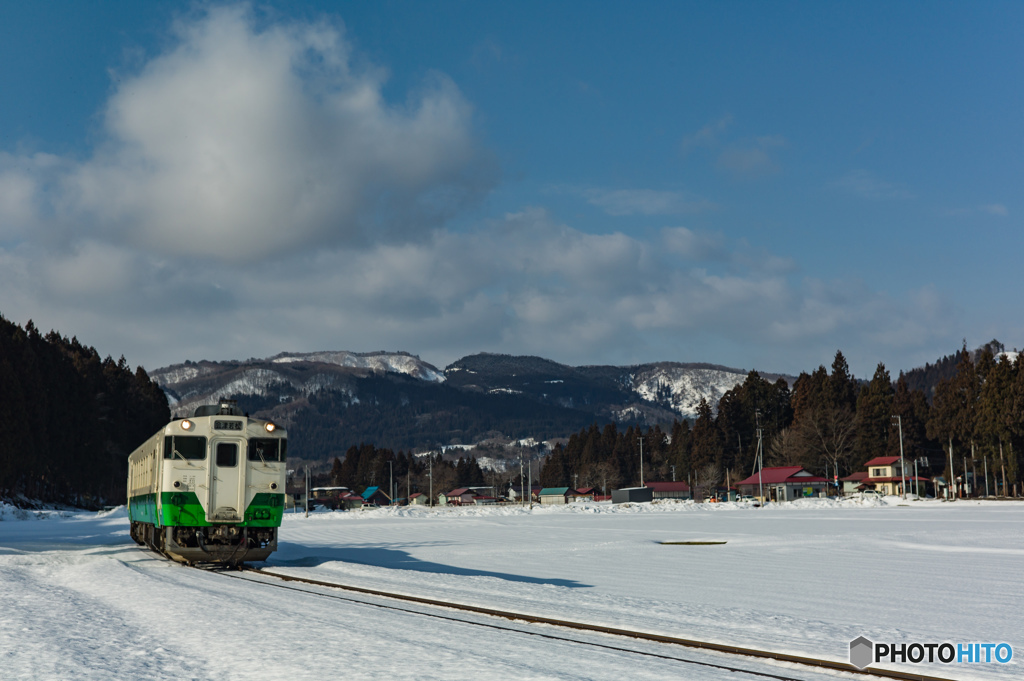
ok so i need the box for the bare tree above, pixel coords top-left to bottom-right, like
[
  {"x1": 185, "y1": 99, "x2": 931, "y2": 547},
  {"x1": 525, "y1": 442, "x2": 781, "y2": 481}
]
[
  {"x1": 808, "y1": 404, "x2": 857, "y2": 476},
  {"x1": 694, "y1": 463, "x2": 721, "y2": 501},
  {"x1": 767, "y1": 428, "x2": 804, "y2": 467},
  {"x1": 592, "y1": 461, "x2": 620, "y2": 495}
]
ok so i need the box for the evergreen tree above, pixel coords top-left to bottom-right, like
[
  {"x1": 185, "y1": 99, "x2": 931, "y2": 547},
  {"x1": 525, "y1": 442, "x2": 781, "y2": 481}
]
[
  {"x1": 854, "y1": 363, "x2": 895, "y2": 468},
  {"x1": 689, "y1": 398, "x2": 722, "y2": 473}
]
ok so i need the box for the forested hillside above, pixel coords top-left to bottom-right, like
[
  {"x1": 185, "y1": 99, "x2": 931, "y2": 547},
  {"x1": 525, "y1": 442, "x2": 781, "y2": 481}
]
[
  {"x1": 0, "y1": 317, "x2": 169, "y2": 507},
  {"x1": 540, "y1": 347, "x2": 1023, "y2": 498}
]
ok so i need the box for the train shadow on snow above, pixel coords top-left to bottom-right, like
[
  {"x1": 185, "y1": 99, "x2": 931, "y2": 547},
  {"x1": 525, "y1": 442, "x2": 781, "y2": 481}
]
[{"x1": 269, "y1": 543, "x2": 592, "y2": 588}]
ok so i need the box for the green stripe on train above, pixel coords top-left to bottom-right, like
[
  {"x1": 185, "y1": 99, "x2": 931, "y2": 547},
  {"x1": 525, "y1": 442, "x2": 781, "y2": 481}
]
[
  {"x1": 127, "y1": 492, "x2": 159, "y2": 525},
  {"x1": 128, "y1": 492, "x2": 284, "y2": 528}
]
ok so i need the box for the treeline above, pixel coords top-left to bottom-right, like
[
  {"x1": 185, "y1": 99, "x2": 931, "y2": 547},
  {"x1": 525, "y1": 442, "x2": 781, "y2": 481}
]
[
  {"x1": 324, "y1": 443, "x2": 487, "y2": 497},
  {"x1": 0, "y1": 317, "x2": 169, "y2": 507},
  {"x1": 540, "y1": 348, "x2": 1023, "y2": 497}
]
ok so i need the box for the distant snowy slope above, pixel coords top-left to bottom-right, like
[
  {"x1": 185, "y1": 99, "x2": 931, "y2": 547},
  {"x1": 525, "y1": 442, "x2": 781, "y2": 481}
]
[
  {"x1": 270, "y1": 351, "x2": 445, "y2": 382},
  {"x1": 150, "y1": 350, "x2": 443, "y2": 417},
  {"x1": 629, "y1": 363, "x2": 748, "y2": 416}
]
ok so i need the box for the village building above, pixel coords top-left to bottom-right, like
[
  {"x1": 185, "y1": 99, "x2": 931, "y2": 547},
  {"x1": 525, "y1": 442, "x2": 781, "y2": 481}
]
[
  {"x1": 571, "y1": 487, "x2": 597, "y2": 501},
  {"x1": 507, "y1": 485, "x2": 541, "y2": 503},
  {"x1": 860, "y1": 456, "x2": 929, "y2": 496},
  {"x1": 361, "y1": 486, "x2": 392, "y2": 506},
  {"x1": 644, "y1": 481, "x2": 692, "y2": 500},
  {"x1": 611, "y1": 487, "x2": 653, "y2": 503},
  {"x1": 735, "y1": 467, "x2": 827, "y2": 502},
  {"x1": 438, "y1": 488, "x2": 480, "y2": 505},
  {"x1": 841, "y1": 471, "x2": 870, "y2": 495},
  {"x1": 538, "y1": 487, "x2": 572, "y2": 504}
]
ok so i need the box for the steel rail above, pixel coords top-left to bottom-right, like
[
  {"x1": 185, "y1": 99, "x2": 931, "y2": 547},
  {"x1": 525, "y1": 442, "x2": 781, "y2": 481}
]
[
  {"x1": 235, "y1": 567, "x2": 955, "y2": 681},
  {"x1": 218, "y1": 569, "x2": 805, "y2": 681}
]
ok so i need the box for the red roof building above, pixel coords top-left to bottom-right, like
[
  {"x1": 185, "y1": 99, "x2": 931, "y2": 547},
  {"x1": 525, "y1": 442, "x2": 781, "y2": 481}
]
[
  {"x1": 860, "y1": 457, "x2": 927, "y2": 495},
  {"x1": 735, "y1": 467, "x2": 827, "y2": 502}
]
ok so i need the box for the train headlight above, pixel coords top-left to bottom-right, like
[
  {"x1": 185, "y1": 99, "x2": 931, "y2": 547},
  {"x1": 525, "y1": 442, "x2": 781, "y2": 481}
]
[
  {"x1": 270, "y1": 482, "x2": 278, "y2": 490},
  {"x1": 264, "y1": 422, "x2": 276, "y2": 433},
  {"x1": 181, "y1": 419, "x2": 193, "y2": 431}
]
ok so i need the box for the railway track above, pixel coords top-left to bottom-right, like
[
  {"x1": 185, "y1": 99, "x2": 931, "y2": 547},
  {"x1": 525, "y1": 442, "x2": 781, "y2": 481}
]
[{"x1": 212, "y1": 566, "x2": 956, "y2": 681}]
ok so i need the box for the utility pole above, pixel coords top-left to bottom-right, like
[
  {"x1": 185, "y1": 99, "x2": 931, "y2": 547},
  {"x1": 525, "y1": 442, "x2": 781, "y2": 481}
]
[
  {"x1": 893, "y1": 415, "x2": 906, "y2": 499},
  {"x1": 948, "y1": 437, "x2": 955, "y2": 500},
  {"x1": 670, "y1": 465, "x2": 676, "y2": 482},
  {"x1": 984, "y1": 452, "x2": 989, "y2": 497},
  {"x1": 429, "y1": 454, "x2": 433, "y2": 508},
  {"x1": 389, "y1": 460, "x2": 394, "y2": 506},
  {"x1": 755, "y1": 410, "x2": 764, "y2": 504},
  {"x1": 963, "y1": 455, "x2": 968, "y2": 498},
  {"x1": 520, "y1": 454, "x2": 525, "y2": 507},
  {"x1": 304, "y1": 466, "x2": 309, "y2": 518},
  {"x1": 638, "y1": 434, "x2": 644, "y2": 487},
  {"x1": 528, "y1": 459, "x2": 533, "y2": 509}
]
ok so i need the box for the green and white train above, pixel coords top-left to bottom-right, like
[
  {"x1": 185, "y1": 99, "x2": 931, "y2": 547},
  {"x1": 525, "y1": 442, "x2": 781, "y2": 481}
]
[{"x1": 127, "y1": 400, "x2": 287, "y2": 565}]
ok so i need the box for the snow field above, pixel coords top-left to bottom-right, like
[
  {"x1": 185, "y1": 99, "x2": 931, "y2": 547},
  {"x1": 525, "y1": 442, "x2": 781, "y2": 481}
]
[{"x1": 1, "y1": 498, "x2": 1021, "y2": 680}]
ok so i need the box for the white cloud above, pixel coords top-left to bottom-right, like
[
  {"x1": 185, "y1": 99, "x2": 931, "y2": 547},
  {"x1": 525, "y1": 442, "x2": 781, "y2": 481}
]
[
  {"x1": 6, "y1": 4, "x2": 491, "y2": 261},
  {"x1": 681, "y1": 114, "x2": 733, "y2": 154},
  {"x1": 661, "y1": 227, "x2": 726, "y2": 260},
  {"x1": 716, "y1": 136, "x2": 786, "y2": 178},
  {"x1": 980, "y1": 203, "x2": 1008, "y2": 216},
  {"x1": 0, "y1": 6, "x2": 962, "y2": 379},
  {"x1": 580, "y1": 188, "x2": 716, "y2": 216},
  {"x1": 833, "y1": 170, "x2": 915, "y2": 200},
  {"x1": 0, "y1": 205, "x2": 955, "y2": 375}
]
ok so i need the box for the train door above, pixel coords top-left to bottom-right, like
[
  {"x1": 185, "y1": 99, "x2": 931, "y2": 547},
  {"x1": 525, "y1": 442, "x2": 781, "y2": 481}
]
[{"x1": 209, "y1": 439, "x2": 245, "y2": 522}]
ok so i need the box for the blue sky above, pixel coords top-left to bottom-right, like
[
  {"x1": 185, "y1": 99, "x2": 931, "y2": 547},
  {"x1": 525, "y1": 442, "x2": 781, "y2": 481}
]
[{"x1": 1, "y1": 1, "x2": 1021, "y2": 377}]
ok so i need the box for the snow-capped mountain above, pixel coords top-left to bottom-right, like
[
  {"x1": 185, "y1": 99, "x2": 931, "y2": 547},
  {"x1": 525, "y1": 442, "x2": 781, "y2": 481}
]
[
  {"x1": 269, "y1": 351, "x2": 445, "y2": 382},
  {"x1": 150, "y1": 350, "x2": 794, "y2": 455},
  {"x1": 628, "y1": 363, "x2": 756, "y2": 416},
  {"x1": 150, "y1": 351, "x2": 443, "y2": 418}
]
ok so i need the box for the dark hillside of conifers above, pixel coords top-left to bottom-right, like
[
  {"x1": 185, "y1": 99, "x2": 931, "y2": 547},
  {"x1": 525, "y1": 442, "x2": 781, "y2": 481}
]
[{"x1": 0, "y1": 316, "x2": 169, "y2": 507}]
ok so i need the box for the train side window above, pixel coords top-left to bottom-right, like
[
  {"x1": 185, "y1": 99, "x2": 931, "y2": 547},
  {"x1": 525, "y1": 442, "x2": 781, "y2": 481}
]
[
  {"x1": 216, "y1": 442, "x2": 238, "y2": 467},
  {"x1": 164, "y1": 436, "x2": 207, "y2": 460}
]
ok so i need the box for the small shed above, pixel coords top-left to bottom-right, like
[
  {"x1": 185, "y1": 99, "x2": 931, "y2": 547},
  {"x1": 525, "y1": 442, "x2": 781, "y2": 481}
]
[
  {"x1": 338, "y1": 493, "x2": 364, "y2": 510},
  {"x1": 841, "y1": 471, "x2": 870, "y2": 495},
  {"x1": 572, "y1": 487, "x2": 597, "y2": 502},
  {"x1": 361, "y1": 486, "x2": 392, "y2": 506},
  {"x1": 508, "y1": 485, "x2": 541, "y2": 502},
  {"x1": 612, "y1": 487, "x2": 653, "y2": 504},
  {"x1": 644, "y1": 481, "x2": 691, "y2": 500},
  {"x1": 538, "y1": 487, "x2": 572, "y2": 504},
  {"x1": 439, "y1": 488, "x2": 479, "y2": 506},
  {"x1": 408, "y1": 492, "x2": 429, "y2": 506}
]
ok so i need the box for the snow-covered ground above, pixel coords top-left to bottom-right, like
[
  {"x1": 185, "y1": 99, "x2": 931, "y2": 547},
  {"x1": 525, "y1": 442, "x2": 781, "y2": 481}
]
[{"x1": 1, "y1": 497, "x2": 1020, "y2": 680}]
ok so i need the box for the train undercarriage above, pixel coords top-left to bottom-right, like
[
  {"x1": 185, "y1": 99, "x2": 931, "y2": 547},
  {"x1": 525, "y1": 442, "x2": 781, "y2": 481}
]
[{"x1": 130, "y1": 521, "x2": 277, "y2": 566}]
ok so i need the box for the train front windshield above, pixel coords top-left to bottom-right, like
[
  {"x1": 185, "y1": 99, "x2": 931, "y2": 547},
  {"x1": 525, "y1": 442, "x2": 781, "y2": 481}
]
[
  {"x1": 248, "y1": 438, "x2": 286, "y2": 462},
  {"x1": 164, "y1": 436, "x2": 207, "y2": 460}
]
